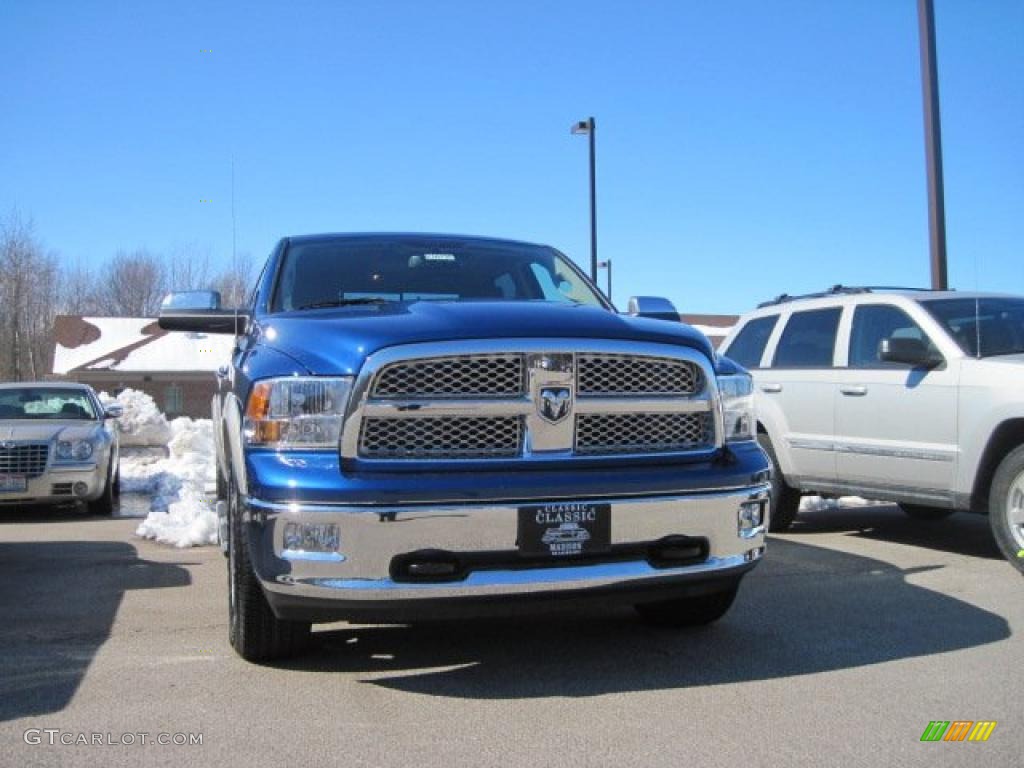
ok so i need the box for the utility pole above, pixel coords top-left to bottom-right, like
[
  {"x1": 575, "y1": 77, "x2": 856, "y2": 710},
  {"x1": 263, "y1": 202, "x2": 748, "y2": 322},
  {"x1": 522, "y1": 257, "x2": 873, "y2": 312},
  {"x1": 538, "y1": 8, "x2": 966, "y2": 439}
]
[
  {"x1": 917, "y1": 0, "x2": 948, "y2": 289},
  {"x1": 571, "y1": 117, "x2": 598, "y2": 280}
]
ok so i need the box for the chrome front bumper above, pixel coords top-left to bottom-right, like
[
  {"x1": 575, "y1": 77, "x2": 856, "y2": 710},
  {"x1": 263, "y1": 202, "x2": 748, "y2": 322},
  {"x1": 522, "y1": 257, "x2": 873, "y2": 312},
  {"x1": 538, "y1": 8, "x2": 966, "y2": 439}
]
[{"x1": 246, "y1": 485, "x2": 769, "y2": 619}]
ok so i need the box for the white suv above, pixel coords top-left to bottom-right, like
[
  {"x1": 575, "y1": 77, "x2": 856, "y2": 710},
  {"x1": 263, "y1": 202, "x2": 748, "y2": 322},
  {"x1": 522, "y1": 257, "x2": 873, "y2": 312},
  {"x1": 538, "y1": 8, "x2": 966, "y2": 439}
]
[{"x1": 720, "y1": 286, "x2": 1024, "y2": 575}]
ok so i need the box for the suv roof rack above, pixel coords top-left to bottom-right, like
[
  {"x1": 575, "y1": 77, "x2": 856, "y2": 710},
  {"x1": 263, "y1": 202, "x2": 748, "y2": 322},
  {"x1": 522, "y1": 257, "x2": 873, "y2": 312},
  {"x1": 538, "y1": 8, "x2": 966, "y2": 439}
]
[{"x1": 756, "y1": 285, "x2": 941, "y2": 308}]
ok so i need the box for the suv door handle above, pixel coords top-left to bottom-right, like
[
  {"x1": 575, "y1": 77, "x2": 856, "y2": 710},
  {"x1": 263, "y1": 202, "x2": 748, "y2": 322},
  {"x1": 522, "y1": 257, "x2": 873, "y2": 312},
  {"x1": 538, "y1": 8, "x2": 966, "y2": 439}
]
[
  {"x1": 840, "y1": 385, "x2": 868, "y2": 396},
  {"x1": 760, "y1": 383, "x2": 783, "y2": 394}
]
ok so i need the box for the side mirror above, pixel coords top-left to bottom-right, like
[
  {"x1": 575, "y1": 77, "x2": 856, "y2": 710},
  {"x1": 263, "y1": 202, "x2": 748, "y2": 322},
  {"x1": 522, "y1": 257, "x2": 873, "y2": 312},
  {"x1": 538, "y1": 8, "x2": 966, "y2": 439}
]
[
  {"x1": 158, "y1": 291, "x2": 249, "y2": 335},
  {"x1": 104, "y1": 404, "x2": 124, "y2": 420},
  {"x1": 627, "y1": 296, "x2": 680, "y2": 322},
  {"x1": 161, "y1": 290, "x2": 222, "y2": 310},
  {"x1": 878, "y1": 337, "x2": 943, "y2": 367}
]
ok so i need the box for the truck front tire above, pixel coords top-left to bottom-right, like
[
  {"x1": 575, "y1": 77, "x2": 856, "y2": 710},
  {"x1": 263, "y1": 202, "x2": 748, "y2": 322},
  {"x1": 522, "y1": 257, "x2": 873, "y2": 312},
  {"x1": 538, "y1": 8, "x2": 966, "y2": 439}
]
[
  {"x1": 227, "y1": 472, "x2": 312, "y2": 661},
  {"x1": 990, "y1": 445, "x2": 1024, "y2": 576}
]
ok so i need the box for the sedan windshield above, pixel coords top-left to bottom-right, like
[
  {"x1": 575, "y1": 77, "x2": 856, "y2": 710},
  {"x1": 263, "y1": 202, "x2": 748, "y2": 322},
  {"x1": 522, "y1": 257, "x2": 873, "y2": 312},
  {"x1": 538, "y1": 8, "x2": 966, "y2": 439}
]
[
  {"x1": 271, "y1": 238, "x2": 607, "y2": 312},
  {"x1": 0, "y1": 388, "x2": 99, "y2": 420},
  {"x1": 922, "y1": 297, "x2": 1024, "y2": 358}
]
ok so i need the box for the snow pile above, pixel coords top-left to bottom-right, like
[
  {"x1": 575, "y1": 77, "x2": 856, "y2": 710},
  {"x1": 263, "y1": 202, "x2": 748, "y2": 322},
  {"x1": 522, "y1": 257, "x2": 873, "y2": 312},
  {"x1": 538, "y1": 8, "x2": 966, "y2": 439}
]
[
  {"x1": 99, "y1": 388, "x2": 172, "y2": 446},
  {"x1": 131, "y1": 415, "x2": 219, "y2": 547}
]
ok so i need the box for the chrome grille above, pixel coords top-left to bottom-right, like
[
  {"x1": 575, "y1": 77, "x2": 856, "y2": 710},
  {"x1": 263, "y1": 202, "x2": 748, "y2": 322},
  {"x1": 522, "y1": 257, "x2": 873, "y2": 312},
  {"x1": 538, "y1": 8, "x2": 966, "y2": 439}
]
[
  {"x1": 575, "y1": 413, "x2": 713, "y2": 455},
  {"x1": 0, "y1": 442, "x2": 49, "y2": 477},
  {"x1": 577, "y1": 354, "x2": 702, "y2": 396},
  {"x1": 372, "y1": 355, "x2": 524, "y2": 398},
  {"x1": 360, "y1": 416, "x2": 522, "y2": 459}
]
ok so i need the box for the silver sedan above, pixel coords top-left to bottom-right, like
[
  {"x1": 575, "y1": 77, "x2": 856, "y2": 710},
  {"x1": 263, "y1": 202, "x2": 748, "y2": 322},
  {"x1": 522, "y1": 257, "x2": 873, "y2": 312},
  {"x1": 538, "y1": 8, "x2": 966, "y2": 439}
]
[{"x1": 0, "y1": 382, "x2": 121, "y2": 515}]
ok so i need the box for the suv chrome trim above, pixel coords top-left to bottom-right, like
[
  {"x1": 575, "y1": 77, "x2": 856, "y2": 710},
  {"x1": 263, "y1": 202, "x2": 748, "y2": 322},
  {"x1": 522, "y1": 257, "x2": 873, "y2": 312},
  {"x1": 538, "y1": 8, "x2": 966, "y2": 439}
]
[{"x1": 340, "y1": 339, "x2": 721, "y2": 463}]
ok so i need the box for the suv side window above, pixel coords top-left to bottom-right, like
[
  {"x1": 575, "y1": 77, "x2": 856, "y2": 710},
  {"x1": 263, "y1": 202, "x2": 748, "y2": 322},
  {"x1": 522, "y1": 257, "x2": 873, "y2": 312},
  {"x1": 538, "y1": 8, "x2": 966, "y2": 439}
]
[
  {"x1": 724, "y1": 315, "x2": 778, "y2": 369},
  {"x1": 849, "y1": 304, "x2": 938, "y2": 368},
  {"x1": 772, "y1": 307, "x2": 841, "y2": 368}
]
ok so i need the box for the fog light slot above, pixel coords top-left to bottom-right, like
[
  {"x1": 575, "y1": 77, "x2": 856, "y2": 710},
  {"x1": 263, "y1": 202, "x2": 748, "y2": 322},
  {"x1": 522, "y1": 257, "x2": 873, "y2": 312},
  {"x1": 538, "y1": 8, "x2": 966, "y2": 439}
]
[
  {"x1": 391, "y1": 550, "x2": 464, "y2": 583},
  {"x1": 738, "y1": 499, "x2": 767, "y2": 538},
  {"x1": 647, "y1": 535, "x2": 709, "y2": 569},
  {"x1": 72, "y1": 481, "x2": 89, "y2": 497}
]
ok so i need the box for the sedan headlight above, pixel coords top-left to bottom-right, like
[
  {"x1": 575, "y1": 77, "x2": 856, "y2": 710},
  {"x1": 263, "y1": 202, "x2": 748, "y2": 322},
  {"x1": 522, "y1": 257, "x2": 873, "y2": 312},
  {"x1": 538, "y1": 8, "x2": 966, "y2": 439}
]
[
  {"x1": 718, "y1": 373, "x2": 755, "y2": 443},
  {"x1": 243, "y1": 377, "x2": 353, "y2": 449},
  {"x1": 56, "y1": 439, "x2": 95, "y2": 461}
]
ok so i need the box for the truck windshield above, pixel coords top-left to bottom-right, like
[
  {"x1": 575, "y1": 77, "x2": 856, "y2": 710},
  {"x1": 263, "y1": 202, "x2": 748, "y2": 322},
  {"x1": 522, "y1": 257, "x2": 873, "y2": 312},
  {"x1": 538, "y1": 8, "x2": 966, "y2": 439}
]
[
  {"x1": 271, "y1": 238, "x2": 607, "y2": 312},
  {"x1": 922, "y1": 297, "x2": 1024, "y2": 358}
]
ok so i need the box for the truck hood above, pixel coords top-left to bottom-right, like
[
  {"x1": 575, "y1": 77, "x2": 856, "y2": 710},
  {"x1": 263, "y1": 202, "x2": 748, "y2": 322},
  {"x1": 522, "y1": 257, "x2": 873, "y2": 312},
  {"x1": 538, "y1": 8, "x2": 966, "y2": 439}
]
[{"x1": 257, "y1": 301, "x2": 715, "y2": 375}]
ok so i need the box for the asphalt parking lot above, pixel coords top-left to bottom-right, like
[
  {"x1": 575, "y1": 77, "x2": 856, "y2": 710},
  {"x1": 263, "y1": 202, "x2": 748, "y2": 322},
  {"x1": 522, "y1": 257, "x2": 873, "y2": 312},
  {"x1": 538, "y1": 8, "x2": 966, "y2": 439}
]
[{"x1": 1, "y1": 502, "x2": 1020, "y2": 768}]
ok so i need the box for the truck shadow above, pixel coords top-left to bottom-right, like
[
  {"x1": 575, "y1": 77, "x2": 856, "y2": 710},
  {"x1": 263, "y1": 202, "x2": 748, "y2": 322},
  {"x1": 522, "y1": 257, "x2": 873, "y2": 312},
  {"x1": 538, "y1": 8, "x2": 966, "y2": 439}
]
[
  {"x1": 283, "y1": 537, "x2": 1011, "y2": 698},
  {"x1": 0, "y1": 540, "x2": 191, "y2": 722},
  {"x1": 788, "y1": 503, "x2": 1003, "y2": 560}
]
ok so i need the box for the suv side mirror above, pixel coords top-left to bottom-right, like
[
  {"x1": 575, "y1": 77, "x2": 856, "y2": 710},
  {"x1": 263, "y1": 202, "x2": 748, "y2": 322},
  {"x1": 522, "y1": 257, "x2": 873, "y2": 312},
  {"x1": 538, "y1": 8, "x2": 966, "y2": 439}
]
[
  {"x1": 878, "y1": 337, "x2": 943, "y2": 367},
  {"x1": 103, "y1": 404, "x2": 124, "y2": 420},
  {"x1": 627, "y1": 296, "x2": 680, "y2": 322},
  {"x1": 159, "y1": 291, "x2": 250, "y2": 335}
]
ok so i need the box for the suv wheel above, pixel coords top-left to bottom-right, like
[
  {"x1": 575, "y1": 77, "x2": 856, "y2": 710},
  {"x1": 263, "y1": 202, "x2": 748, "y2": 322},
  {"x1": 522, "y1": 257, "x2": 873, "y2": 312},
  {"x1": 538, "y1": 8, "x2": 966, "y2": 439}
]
[
  {"x1": 758, "y1": 433, "x2": 800, "y2": 532},
  {"x1": 227, "y1": 471, "x2": 312, "y2": 661},
  {"x1": 635, "y1": 585, "x2": 739, "y2": 628},
  {"x1": 899, "y1": 504, "x2": 954, "y2": 521},
  {"x1": 990, "y1": 445, "x2": 1024, "y2": 575}
]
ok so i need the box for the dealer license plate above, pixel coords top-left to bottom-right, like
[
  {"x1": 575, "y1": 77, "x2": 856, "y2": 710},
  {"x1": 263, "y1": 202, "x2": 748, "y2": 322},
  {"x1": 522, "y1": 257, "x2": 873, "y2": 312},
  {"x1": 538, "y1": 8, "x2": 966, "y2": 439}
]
[
  {"x1": 517, "y1": 502, "x2": 611, "y2": 558},
  {"x1": 0, "y1": 475, "x2": 27, "y2": 493}
]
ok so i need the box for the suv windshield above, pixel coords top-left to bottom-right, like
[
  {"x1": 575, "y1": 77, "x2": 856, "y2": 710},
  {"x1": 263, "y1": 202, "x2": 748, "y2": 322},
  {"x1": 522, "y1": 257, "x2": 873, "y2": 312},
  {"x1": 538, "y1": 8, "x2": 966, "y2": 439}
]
[
  {"x1": 922, "y1": 297, "x2": 1024, "y2": 358},
  {"x1": 271, "y1": 238, "x2": 606, "y2": 312},
  {"x1": 0, "y1": 388, "x2": 98, "y2": 420}
]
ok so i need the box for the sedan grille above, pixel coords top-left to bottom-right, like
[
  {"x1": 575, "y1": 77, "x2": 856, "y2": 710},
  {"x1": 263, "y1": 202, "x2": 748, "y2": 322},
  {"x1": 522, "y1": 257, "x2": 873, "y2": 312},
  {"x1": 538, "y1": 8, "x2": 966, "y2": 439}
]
[
  {"x1": 577, "y1": 354, "x2": 702, "y2": 396},
  {"x1": 575, "y1": 413, "x2": 713, "y2": 455},
  {"x1": 360, "y1": 416, "x2": 523, "y2": 459},
  {"x1": 372, "y1": 355, "x2": 524, "y2": 398},
  {"x1": 0, "y1": 442, "x2": 49, "y2": 477}
]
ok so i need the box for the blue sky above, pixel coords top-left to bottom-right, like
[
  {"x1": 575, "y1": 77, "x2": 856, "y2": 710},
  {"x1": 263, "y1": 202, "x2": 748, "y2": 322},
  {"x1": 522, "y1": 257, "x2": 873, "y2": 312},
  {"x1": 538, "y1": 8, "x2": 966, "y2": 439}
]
[{"x1": 2, "y1": 0, "x2": 1021, "y2": 312}]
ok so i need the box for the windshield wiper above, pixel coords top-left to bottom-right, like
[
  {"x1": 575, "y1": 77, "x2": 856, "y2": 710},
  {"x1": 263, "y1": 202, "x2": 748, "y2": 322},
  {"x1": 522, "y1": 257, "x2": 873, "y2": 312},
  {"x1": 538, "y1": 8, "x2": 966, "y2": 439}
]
[{"x1": 296, "y1": 297, "x2": 393, "y2": 310}]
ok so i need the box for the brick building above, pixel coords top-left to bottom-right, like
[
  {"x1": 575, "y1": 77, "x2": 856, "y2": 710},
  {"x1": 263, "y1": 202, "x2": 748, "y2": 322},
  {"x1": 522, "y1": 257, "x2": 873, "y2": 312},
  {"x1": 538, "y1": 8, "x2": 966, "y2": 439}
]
[
  {"x1": 52, "y1": 316, "x2": 236, "y2": 418},
  {"x1": 679, "y1": 314, "x2": 739, "y2": 349}
]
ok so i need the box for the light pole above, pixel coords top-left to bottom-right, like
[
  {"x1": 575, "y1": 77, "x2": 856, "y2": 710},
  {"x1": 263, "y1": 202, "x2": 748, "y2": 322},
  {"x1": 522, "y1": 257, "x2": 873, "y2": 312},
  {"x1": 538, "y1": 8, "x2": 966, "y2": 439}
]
[
  {"x1": 571, "y1": 116, "x2": 598, "y2": 281},
  {"x1": 598, "y1": 259, "x2": 612, "y2": 303},
  {"x1": 917, "y1": 0, "x2": 948, "y2": 289}
]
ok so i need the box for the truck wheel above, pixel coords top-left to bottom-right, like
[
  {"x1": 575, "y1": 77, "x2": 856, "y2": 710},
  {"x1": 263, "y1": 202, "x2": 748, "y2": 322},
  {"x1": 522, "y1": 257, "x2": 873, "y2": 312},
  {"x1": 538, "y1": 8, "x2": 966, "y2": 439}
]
[
  {"x1": 899, "y1": 504, "x2": 954, "y2": 521},
  {"x1": 227, "y1": 472, "x2": 312, "y2": 661},
  {"x1": 758, "y1": 433, "x2": 800, "y2": 532},
  {"x1": 87, "y1": 466, "x2": 115, "y2": 517},
  {"x1": 635, "y1": 585, "x2": 739, "y2": 628},
  {"x1": 989, "y1": 445, "x2": 1024, "y2": 575}
]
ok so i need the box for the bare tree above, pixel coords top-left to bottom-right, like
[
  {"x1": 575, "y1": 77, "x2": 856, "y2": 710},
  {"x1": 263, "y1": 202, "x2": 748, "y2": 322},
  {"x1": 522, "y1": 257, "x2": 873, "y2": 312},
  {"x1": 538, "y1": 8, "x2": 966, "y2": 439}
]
[
  {"x1": 0, "y1": 210, "x2": 59, "y2": 380},
  {"x1": 95, "y1": 249, "x2": 166, "y2": 316},
  {"x1": 166, "y1": 242, "x2": 212, "y2": 293},
  {"x1": 213, "y1": 251, "x2": 256, "y2": 308},
  {"x1": 59, "y1": 261, "x2": 102, "y2": 315}
]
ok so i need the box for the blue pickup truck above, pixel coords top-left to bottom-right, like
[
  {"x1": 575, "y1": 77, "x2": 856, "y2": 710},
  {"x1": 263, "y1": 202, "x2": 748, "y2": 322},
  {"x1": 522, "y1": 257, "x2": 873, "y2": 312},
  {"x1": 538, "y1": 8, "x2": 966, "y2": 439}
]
[{"x1": 159, "y1": 233, "x2": 770, "y2": 662}]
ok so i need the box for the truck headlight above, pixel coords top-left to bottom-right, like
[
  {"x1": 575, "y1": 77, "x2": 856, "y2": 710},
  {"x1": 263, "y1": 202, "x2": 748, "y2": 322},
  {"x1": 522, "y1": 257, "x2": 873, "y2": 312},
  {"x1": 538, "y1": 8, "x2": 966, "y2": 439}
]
[
  {"x1": 243, "y1": 377, "x2": 353, "y2": 449},
  {"x1": 718, "y1": 373, "x2": 755, "y2": 443},
  {"x1": 56, "y1": 439, "x2": 95, "y2": 461}
]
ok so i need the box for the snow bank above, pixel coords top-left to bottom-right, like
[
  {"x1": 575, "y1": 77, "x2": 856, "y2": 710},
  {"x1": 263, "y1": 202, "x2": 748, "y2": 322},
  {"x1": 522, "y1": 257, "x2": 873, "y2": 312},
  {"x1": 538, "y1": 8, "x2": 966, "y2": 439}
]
[
  {"x1": 130, "y1": 415, "x2": 219, "y2": 548},
  {"x1": 99, "y1": 388, "x2": 172, "y2": 446}
]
